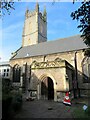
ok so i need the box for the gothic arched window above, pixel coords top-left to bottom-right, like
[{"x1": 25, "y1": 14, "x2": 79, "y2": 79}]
[
  {"x1": 82, "y1": 57, "x2": 90, "y2": 83},
  {"x1": 13, "y1": 64, "x2": 21, "y2": 82}
]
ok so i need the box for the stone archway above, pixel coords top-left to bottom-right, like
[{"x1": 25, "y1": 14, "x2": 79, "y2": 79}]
[{"x1": 41, "y1": 76, "x2": 54, "y2": 100}]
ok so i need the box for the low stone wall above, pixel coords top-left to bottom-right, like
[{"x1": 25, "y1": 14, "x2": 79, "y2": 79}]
[{"x1": 80, "y1": 89, "x2": 90, "y2": 97}]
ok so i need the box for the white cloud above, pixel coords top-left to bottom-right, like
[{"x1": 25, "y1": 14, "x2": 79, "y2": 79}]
[
  {"x1": 0, "y1": 29, "x2": 2, "y2": 47},
  {"x1": 2, "y1": 21, "x2": 23, "y2": 42},
  {"x1": 0, "y1": 19, "x2": 2, "y2": 61},
  {"x1": 1, "y1": 45, "x2": 16, "y2": 61},
  {"x1": 48, "y1": 29, "x2": 59, "y2": 35},
  {"x1": 2, "y1": 21, "x2": 23, "y2": 32},
  {"x1": 1, "y1": 21, "x2": 23, "y2": 61},
  {"x1": 49, "y1": 19, "x2": 70, "y2": 26}
]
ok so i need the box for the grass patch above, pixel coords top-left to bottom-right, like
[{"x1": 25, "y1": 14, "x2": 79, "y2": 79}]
[{"x1": 73, "y1": 106, "x2": 90, "y2": 119}]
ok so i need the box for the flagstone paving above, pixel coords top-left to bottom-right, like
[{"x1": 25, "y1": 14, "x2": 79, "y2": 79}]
[{"x1": 13, "y1": 98, "x2": 80, "y2": 119}]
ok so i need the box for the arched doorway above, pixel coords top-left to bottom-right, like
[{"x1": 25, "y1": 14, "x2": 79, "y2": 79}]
[{"x1": 41, "y1": 77, "x2": 54, "y2": 100}]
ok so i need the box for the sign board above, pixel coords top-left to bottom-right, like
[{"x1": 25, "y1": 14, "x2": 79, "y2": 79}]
[{"x1": 83, "y1": 105, "x2": 88, "y2": 111}]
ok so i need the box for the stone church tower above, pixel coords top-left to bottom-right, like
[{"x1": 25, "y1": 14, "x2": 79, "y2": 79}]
[{"x1": 22, "y1": 3, "x2": 47, "y2": 47}]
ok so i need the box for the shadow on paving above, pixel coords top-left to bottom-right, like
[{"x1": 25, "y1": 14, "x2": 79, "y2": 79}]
[{"x1": 13, "y1": 99, "x2": 76, "y2": 119}]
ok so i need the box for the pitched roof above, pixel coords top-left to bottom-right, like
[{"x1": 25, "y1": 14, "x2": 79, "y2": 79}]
[{"x1": 11, "y1": 35, "x2": 88, "y2": 60}]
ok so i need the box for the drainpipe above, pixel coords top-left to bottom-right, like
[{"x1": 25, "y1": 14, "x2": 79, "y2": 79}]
[
  {"x1": 74, "y1": 51, "x2": 80, "y2": 98},
  {"x1": 25, "y1": 63, "x2": 29, "y2": 98}
]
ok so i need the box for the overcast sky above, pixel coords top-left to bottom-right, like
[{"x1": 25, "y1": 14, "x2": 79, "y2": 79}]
[{"x1": 1, "y1": 1, "x2": 82, "y2": 61}]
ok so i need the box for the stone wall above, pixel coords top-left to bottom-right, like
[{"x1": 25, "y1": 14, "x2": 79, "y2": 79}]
[{"x1": 10, "y1": 49, "x2": 90, "y2": 99}]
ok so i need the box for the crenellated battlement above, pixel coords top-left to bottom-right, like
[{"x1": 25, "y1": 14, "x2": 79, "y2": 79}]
[
  {"x1": 25, "y1": 9, "x2": 46, "y2": 23},
  {"x1": 25, "y1": 10, "x2": 36, "y2": 19}
]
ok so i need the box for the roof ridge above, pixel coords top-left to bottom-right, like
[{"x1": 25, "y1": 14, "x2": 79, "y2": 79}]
[
  {"x1": 23, "y1": 34, "x2": 81, "y2": 48},
  {"x1": 51, "y1": 34, "x2": 81, "y2": 41}
]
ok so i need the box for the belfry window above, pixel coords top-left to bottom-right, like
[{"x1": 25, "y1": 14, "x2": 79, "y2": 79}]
[{"x1": 82, "y1": 57, "x2": 90, "y2": 83}]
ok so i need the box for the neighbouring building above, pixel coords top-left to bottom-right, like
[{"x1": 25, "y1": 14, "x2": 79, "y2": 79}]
[
  {"x1": 0, "y1": 61, "x2": 11, "y2": 80},
  {"x1": 9, "y1": 3, "x2": 90, "y2": 101}
]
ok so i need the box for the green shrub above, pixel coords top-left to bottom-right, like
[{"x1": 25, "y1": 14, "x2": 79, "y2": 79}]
[
  {"x1": 73, "y1": 106, "x2": 90, "y2": 118},
  {"x1": 12, "y1": 101, "x2": 22, "y2": 112},
  {"x1": 2, "y1": 78, "x2": 12, "y2": 94},
  {"x1": 2, "y1": 96, "x2": 12, "y2": 118},
  {"x1": 2, "y1": 79, "x2": 23, "y2": 119},
  {"x1": 85, "y1": 106, "x2": 90, "y2": 116},
  {"x1": 11, "y1": 90, "x2": 22, "y2": 112},
  {"x1": 2, "y1": 79, "x2": 13, "y2": 119}
]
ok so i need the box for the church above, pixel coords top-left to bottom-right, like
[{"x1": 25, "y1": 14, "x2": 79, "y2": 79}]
[{"x1": 10, "y1": 3, "x2": 90, "y2": 101}]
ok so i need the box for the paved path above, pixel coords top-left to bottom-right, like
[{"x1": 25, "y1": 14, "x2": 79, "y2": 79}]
[{"x1": 14, "y1": 99, "x2": 76, "y2": 119}]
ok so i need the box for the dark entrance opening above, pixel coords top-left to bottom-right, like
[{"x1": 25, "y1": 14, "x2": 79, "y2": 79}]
[
  {"x1": 41, "y1": 77, "x2": 54, "y2": 100},
  {"x1": 48, "y1": 77, "x2": 54, "y2": 100}
]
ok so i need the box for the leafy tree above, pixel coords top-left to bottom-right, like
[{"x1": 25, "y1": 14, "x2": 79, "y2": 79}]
[
  {"x1": 0, "y1": 0, "x2": 16, "y2": 17},
  {"x1": 71, "y1": 2, "x2": 90, "y2": 47}
]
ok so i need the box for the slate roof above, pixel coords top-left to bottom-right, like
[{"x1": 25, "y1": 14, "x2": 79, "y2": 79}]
[{"x1": 11, "y1": 35, "x2": 88, "y2": 60}]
